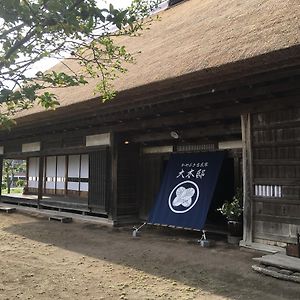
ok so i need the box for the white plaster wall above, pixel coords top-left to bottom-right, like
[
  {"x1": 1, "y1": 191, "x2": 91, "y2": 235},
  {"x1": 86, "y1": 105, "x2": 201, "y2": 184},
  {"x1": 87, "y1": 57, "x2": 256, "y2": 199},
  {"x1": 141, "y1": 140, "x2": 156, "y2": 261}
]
[
  {"x1": 67, "y1": 182, "x2": 79, "y2": 191},
  {"x1": 86, "y1": 133, "x2": 110, "y2": 146},
  {"x1": 56, "y1": 156, "x2": 66, "y2": 190},
  {"x1": 80, "y1": 154, "x2": 89, "y2": 178},
  {"x1": 80, "y1": 154, "x2": 89, "y2": 192},
  {"x1": 80, "y1": 183, "x2": 89, "y2": 192},
  {"x1": 22, "y1": 142, "x2": 40, "y2": 152},
  {"x1": 46, "y1": 156, "x2": 56, "y2": 189},
  {"x1": 67, "y1": 155, "x2": 80, "y2": 191},
  {"x1": 28, "y1": 157, "x2": 39, "y2": 188},
  {"x1": 68, "y1": 155, "x2": 80, "y2": 177}
]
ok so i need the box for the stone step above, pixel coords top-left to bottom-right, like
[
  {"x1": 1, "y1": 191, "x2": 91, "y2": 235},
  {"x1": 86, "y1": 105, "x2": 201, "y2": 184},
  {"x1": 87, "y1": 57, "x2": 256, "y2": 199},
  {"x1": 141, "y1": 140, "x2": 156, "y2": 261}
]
[
  {"x1": 252, "y1": 264, "x2": 300, "y2": 284},
  {"x1": 253, "y1": 253, "x2": 300, "y2": 273}
]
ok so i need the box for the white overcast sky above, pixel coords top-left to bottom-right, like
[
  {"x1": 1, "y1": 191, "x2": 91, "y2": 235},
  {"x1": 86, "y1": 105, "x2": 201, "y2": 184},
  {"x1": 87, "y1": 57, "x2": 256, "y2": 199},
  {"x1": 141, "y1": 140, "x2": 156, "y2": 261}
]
[{"x1": 104, "y1": 0, "x2": 133, "y2": 8}]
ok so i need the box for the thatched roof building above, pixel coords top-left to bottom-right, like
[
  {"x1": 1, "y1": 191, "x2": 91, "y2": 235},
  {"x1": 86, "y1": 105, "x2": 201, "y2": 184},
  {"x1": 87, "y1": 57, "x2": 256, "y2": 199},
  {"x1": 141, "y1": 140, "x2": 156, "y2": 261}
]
[
  {"x1": 11, "y1": 0, "x2": 300, "y2": 127},
  {"x1": 1, "y1": 0, "x2": 300, "y2": 251}
]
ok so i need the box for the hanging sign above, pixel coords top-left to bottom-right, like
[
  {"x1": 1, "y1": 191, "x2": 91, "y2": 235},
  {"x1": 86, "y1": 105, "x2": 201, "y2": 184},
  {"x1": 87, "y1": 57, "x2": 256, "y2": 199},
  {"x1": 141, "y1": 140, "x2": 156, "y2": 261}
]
[{"x1": 148, "y1": 152, "x2": 224, "y2": 230}]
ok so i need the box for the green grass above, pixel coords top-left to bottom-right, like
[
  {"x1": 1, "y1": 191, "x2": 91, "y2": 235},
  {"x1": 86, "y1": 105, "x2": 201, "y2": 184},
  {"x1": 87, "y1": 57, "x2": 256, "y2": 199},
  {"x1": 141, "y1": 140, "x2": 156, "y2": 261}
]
[{"x1": 1, "y1": 187, "x2": 23, "y2": 194}]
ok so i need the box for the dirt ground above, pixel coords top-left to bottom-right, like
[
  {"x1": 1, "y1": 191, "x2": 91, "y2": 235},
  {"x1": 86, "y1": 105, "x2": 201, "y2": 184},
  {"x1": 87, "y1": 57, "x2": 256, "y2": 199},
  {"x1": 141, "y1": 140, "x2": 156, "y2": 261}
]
[{"x1": 0, "y1": 212, "x2": 299, "y2": 300}]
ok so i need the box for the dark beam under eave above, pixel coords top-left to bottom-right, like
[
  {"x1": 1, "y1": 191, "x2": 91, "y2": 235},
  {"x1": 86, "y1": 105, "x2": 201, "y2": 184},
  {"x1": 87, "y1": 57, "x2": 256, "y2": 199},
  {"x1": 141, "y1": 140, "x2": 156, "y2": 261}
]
[
  {"x1": 131, "y1": 121, "x2": 241, "y2": 143},
  {"x1": 5, "y1": 69, "x2": 300, "y2": 136},
  {"x1": 2, "y1": 85, "x2": 300, "y2": 145},
  {"x1": 1, "y1": 92, "x2": 300, "y2": 154}
]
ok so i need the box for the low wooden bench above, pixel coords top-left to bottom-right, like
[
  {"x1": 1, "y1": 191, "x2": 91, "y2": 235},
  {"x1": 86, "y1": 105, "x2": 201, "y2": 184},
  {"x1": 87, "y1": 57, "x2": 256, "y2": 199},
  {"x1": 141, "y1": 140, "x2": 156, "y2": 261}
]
[
  {"x1": 48, "y1": 215, "x2": 73, "y2": 223},
  {"x1": 0, "y1": 207, "x2": 16, "y2": 213}
]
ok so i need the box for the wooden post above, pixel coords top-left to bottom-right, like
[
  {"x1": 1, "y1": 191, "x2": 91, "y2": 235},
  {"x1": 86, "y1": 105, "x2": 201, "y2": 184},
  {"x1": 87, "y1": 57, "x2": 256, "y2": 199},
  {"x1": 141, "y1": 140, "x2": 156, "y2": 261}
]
[
  {"x1": 25, "y1": 157, "x2": 29, "y2": 192},
  {"x1": 78, "y1": 154, "x2": 82, "y2": 197},
  {"x1": 43, "y1": 156, "x2": 47, "y2": 191},
  {"x1": 0, "y1": 156, "x2": 3, "y2": 198},
  {"x1": 241, "y1": 113, "x2": 253, "y2": 246},
  {"x1": 108, "y1": 132, "x2": 118, "y2": 223},
  {"x1": 54, "y1": 156, "x2": 58, "y2": 195},
  {"x1": 64, "y1": 155, "x2": 68, "y2": 196},
  {"x1": 37, "y1": 156, "x2": 44, "y2": 208}
]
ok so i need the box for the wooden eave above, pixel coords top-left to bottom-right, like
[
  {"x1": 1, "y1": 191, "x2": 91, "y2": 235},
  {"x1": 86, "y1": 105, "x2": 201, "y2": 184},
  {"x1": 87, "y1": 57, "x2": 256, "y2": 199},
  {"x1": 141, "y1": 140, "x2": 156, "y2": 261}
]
[{"x1": 0, "y1": 45, "x2": 300, "y2": 143}]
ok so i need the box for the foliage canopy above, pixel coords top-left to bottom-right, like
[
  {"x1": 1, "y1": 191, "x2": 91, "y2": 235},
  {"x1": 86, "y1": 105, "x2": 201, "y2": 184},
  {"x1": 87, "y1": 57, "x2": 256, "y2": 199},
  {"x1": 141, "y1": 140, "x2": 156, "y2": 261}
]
[
  {"x1": 2, "y1": 159, "x2": 26, "y2": 194},
  {"x1": 0, "y1": 0, "x2": 160, "y2": 127}
]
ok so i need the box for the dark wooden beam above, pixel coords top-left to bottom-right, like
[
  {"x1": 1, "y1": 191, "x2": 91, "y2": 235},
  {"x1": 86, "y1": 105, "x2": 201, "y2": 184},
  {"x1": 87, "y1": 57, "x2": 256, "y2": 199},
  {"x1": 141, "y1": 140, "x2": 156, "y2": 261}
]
[
  {"x1": 55, "y1": 156, "x2": 58, "y2": 195},
  {"x1": 43, "y1": 156, "x2": 47, "y2": 191},
  {"x1": 109, "y1": 132, "x2": 118, "y2": 222},
  {"x1": 25, "y1": 157, "x2": 29, "y2": 192},
  {"x1": 2, "y1": 93, "x2": 300, "y2": 155},
  {"x1": 241, "y1": 113, "x2": 253, "y2": 246},
  {"x1": 2, "y1": 68, "x2": 300, "y2": 140},
  {"x1": 131, "y1": 122, "x2": 241, "y2": 143},
  {"x1": 37, "y1": 156, "x2": 44, "y2": 207},
  {"x1": 64, "y1": 155, "x2": 68, "y2": 196},
  {"x1": 110, "y1": 94, "x2": 300, "y2": 134},
  {"x1": 3, "y1": 84, "x2": 300, "y2": 145},
  {"x1": 26, "y1": 75, "x2": 300, "y2": 127},
  {"x1": 78, "y1": 154, "x2": 82, "y2": 197}
]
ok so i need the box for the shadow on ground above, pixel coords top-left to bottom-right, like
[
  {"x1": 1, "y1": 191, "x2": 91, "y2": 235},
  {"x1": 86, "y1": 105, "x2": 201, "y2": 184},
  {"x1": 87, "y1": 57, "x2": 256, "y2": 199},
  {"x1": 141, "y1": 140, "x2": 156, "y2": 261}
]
[{"x1": 3, "y1": 213, "x2": 300, "y2": 300}]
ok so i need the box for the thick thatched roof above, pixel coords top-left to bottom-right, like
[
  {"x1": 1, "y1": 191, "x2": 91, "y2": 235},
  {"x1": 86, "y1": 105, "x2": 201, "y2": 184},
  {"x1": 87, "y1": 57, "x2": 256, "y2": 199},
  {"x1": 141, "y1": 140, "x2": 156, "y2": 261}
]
[{"x1": 10, "y1": 0, "x2": 300, "y2": 123}]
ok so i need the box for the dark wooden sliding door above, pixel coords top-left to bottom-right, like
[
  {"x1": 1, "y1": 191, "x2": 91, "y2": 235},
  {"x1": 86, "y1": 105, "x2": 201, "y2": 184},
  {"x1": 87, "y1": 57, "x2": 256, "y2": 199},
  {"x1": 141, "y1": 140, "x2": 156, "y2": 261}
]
[{"x1": 88, "y1": 149, "x2": 109, "y2": 212}]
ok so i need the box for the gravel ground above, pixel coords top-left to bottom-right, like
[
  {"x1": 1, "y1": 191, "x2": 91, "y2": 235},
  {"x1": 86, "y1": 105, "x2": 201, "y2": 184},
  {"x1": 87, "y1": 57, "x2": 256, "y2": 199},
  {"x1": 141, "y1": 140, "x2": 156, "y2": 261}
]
[{"x1": 0, "y1": 212, "x2": 299, "y2": 300}]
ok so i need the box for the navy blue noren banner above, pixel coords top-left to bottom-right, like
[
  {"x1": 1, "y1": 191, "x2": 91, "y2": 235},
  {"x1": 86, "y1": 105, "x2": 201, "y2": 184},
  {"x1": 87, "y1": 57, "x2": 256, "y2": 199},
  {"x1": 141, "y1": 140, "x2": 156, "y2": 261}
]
[{"x1": 148, "y1": 152, "x2": 225, "y2": 230}]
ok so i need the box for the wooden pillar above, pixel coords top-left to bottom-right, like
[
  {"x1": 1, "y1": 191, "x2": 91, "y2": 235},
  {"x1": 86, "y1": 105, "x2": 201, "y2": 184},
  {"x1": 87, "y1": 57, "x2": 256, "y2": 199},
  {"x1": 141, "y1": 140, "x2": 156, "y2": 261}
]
[
  {"x1": 241, "y1": 113, "x2": 253, "y2": 245},
  {"x1": 78, "y1": 154, "x2": 82, "y2": 197},
  {"x1": 54, "y1": 156, "x2": 58, "y2": 195},
  {"x1": 64, "y1": 155, "x2": 69, "y2": 196},
  {"x1": 43, "y1": 156, "x2": 47, "y2": 191},
  {"x1": 108, "y1": 132, "x2": 118, "y2": 223},
  {"x1": 25, "y1": 158, "x2": 29, "y2": 192},
  {"x1": 37, "y1": 156, "x2": 44, "y2": 208},
  {"x1": 0, "y1": 156, "x2": 3, "y2": 198}
]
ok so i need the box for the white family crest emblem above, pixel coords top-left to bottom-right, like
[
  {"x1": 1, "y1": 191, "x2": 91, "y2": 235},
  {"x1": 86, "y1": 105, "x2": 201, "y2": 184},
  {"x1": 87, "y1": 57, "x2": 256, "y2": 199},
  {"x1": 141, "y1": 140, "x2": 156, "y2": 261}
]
[
  {"x1": 172, "y1": 186, "x2": 195, "y2": 208},
  {"x1": 168, "y1": 181, "x2": 199, "y2": 214}
]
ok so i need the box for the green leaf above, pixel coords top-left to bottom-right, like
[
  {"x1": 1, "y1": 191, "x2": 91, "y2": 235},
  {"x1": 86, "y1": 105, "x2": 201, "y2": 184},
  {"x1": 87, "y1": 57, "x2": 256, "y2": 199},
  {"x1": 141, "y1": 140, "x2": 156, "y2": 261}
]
[{"x1": 0, "y1": 0, "x2": 162, "y2": 127}]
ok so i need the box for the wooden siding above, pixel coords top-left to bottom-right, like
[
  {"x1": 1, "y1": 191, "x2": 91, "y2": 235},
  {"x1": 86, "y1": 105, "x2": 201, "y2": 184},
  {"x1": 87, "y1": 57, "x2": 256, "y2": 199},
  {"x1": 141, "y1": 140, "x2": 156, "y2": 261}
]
[
  {"x1": 63, "y1": 135, "x2": 85, "y2": 148},
  {"x1": 43, "y1": 139, "x2": 63, "y2": 150},
  {"x1": 3, "y1": 134, "x2": 85, "y2": 158},
  {"x1": 0, "y1": 156, "x2": 3, "y2": 197},
  {"x1": 116, "y1": 144, "x2": 140, "y2": 216},
  {"x1": 88, "y1": 149, "x2": 109, "y2": 212},
  {"x1": 252, "y1": 107, "x2": 300, "y2": 244},
  {"x1": 4, "y1": 142, "x2": 22, "y2": 156},
  {"x1": 139, "y1": 154, "x2": 165, "y2": 220}
]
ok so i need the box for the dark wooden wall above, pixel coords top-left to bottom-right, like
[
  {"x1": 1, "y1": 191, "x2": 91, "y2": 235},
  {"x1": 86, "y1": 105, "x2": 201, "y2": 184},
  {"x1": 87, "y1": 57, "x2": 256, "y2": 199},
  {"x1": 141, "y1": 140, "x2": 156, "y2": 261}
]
[
  {"x1": 0, "y1": 156, "x2": 3, "y2": 197},
  {"x1": 89, "y1": 149, "x2": 109, "y2": 212},
  {"x1": 139, "y1": 154, "x2": 166, "y2": 220},
  {"x1": 116, "y1": 143, "x2": 140, "y2": 217},
  {"x1": 252, "y1": 107, "x2": 300, "y2": 244}
]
